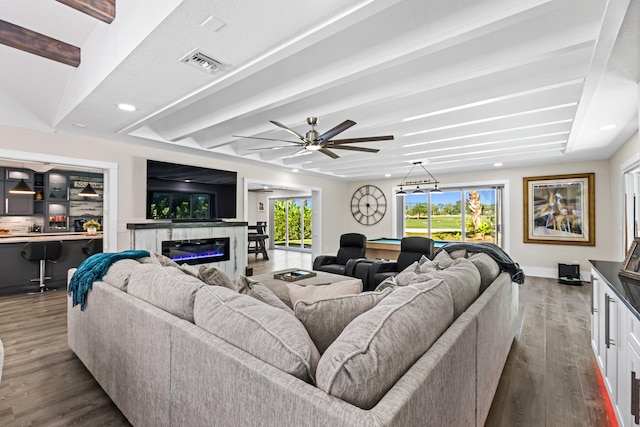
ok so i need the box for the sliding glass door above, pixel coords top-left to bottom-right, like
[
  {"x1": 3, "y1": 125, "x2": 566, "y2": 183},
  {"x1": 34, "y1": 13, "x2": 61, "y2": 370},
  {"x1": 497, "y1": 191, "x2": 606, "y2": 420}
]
[{"x1": 273, "y1": 198, "x2": 312, "y2": 251}]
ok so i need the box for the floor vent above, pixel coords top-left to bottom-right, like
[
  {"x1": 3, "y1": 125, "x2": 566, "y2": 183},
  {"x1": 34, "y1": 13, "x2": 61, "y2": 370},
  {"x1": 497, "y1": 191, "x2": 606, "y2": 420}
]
[{"x1": 180, "y1": 49, "x2": 223, "y2": 74}]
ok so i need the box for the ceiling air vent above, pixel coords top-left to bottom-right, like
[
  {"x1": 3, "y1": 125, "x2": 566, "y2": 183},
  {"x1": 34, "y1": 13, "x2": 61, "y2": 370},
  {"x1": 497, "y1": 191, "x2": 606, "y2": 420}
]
[{"x1": 180, "y1": 49, "x2": 223, "y2": 74}]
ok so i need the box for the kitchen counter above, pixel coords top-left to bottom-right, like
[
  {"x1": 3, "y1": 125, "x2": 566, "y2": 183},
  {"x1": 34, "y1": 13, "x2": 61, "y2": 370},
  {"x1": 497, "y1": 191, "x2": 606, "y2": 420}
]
[
  {"x1": 0, "y1": 232, "x2": 103, "y2": 244},
  {"x1": 590, "y1": 259, "x2": 640, "y2": 321}
]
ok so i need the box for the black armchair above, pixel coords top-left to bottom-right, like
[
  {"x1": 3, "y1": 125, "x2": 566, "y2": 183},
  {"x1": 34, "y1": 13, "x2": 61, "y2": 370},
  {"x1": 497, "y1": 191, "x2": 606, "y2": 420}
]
[
  {"x1": 313, "y1": 233, "x2": 367, "y2": 276},
  {"x1": 367, "y1": 236, "x2": 435, "y2": 290}
]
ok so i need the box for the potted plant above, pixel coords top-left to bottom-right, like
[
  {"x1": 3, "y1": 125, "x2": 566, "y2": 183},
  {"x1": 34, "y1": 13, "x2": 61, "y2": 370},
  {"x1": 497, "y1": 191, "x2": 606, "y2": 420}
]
[{"x1": 83, "y1": 219, "x2": 101, "y2": 235}]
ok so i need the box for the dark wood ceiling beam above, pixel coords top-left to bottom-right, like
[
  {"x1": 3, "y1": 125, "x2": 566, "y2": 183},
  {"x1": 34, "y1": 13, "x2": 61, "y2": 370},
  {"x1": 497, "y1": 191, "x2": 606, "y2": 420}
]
[
  {"x1": 0, "y1": 20, "x2": 80, "y2": 67},
  {"x1": 56, "y1": 0, "x2": 115, "y2": 24}
]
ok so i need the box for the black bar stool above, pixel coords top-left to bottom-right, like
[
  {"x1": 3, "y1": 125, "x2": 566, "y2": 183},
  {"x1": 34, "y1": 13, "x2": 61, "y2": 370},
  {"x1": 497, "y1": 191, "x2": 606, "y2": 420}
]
[
  {"x1": 248, "y1": 222, "x2": 269, "y2": 260},
  {"x1": 82, "y1": 238, "x2": 103, "y2": 257},
  {"x1": 21, "y1": 241, "x2": 63, "y2": 292}
]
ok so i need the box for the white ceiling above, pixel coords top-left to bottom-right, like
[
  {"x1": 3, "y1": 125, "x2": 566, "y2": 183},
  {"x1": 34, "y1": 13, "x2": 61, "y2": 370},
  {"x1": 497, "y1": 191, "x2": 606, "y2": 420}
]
[{"x1": 1, "y1": 0, "x2": 638, "y2": 183}]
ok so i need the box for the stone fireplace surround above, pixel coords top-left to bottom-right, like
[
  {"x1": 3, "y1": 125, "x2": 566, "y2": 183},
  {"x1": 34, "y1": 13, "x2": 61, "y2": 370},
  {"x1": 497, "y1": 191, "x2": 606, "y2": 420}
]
[{"x1": 127, "y1": 221, "x2": 248, "y2": 278}]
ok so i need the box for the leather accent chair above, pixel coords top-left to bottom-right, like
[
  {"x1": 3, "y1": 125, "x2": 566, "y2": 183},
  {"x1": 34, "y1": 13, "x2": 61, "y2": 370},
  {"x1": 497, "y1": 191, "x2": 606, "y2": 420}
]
[
  {"x1": 313, "y1": 233, "x2": 367, "y2": 276},
  {"x1": 367, "y1": 236, "x2": 435, "y2": 289}
]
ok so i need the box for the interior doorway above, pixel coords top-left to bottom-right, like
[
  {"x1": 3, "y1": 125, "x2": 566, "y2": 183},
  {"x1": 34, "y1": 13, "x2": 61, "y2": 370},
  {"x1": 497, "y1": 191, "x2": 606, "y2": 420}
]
[{"x1": 244, "y1": 178, "x2": 321, "y2": 260}]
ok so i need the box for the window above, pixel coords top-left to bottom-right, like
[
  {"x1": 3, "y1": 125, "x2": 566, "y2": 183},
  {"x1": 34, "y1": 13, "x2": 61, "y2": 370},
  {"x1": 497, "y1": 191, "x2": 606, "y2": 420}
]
[
  {"x1": 397, "y1": 185, "x2": 503, "y2": 246},
  {"x1": 148, "y1": 192, "x2": 210, "y2": 219},
  {"x1": 273, "y1": 198, "x2": 312, "y2": 251}
]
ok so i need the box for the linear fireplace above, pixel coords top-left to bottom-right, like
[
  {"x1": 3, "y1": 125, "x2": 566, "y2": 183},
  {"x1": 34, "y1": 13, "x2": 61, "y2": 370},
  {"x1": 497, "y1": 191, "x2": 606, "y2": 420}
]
[{"x1": 162, "y1": 237, "x2": 230, "y2": 265}]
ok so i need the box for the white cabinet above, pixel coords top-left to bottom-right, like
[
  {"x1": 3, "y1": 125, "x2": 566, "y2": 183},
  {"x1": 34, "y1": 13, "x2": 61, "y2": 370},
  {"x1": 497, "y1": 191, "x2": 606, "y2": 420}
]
[{"x1": 592, "y1": 264, "x2": 640, "y2": 426}]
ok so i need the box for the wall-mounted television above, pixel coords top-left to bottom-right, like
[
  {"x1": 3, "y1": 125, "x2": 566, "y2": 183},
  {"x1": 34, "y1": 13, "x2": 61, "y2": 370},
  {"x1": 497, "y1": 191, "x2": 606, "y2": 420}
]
[{"x1": 146, "y1": 160, "x2": 237, "y2": 220}]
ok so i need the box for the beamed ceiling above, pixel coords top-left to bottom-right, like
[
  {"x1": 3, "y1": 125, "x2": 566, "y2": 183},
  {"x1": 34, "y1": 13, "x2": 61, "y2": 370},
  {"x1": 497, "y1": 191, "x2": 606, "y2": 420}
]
[{"x1": 0, "y1": 0, "x2": 638, "y2": 182}]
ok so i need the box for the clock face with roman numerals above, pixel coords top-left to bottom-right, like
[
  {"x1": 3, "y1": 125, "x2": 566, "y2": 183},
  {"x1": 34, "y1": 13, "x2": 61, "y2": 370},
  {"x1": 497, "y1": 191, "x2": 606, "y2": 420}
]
[{"x1": 351, "y1": 185, "x2": 386, "y2": 225}]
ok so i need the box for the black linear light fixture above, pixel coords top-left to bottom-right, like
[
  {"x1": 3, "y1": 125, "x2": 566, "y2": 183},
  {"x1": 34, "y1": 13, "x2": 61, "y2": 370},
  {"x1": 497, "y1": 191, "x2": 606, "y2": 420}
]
[
  {"x1": 9, "y1": 164, "x2": 35, "y2": 195},
  {"x1": 396, "y1": 161, "x2": 442, "y2": 194}
]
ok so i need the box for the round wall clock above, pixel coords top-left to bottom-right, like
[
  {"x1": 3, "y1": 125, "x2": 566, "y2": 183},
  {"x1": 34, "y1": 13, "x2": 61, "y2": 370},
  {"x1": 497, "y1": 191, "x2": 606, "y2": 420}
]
[{"x1": 351, "y1": 185, "x2": 386, "y2": 225}]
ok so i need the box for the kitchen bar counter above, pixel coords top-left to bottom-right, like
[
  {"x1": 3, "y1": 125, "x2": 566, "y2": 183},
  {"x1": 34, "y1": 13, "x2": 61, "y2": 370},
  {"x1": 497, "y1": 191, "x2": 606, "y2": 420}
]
[
  {"x1": 0, "y1": 232, "x2": 103, "y2": 244},
  {"x1": 0, "y1": 234, "x2": 102, "y2": 294}
]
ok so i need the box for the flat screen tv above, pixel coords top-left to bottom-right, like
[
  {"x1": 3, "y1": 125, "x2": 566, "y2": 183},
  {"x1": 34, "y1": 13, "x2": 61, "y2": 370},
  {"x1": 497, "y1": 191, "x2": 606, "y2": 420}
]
[{"x1": 146, "y1": 160, "x2": 237, "y2": 220}]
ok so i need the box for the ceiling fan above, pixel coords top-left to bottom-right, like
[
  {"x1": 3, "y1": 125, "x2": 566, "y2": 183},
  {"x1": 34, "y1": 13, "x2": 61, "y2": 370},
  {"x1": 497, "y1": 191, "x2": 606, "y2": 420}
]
[{"x1": 233, "y1": 117, "x2": 394, "y2": 159}]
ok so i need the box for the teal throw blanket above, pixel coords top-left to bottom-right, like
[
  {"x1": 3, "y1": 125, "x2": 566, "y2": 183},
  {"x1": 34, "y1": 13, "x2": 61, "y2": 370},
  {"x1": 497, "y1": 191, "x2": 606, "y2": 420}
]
[{"x1": 68, "y1": 250, "x2": 150, "y2": 310}]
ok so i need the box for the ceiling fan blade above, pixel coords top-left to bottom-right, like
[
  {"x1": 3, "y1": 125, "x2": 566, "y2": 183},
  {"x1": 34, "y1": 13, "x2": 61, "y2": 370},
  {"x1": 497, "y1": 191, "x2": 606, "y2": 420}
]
[
  {"x1": 330, "y1": 145, "x2": 380, "y2": 153},
  {"x1": 319, "y1": 147, "x2": 340, "y2": 159},
  {"x1": 270, "y1": 121, "x2": 308, "y2": 142},
  {"x1": 317, "y1": 120, "x2": 356, "y2": 142},
  {"x1": 233, "y1": 135, "x2": 304, "y2": 145},
  {"x1": 330, "y1": 135, "x2": 395, "y2": 144}
]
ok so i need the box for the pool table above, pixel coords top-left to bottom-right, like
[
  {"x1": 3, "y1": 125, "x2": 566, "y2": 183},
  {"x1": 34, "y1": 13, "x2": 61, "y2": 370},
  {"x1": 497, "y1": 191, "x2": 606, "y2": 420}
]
[{"x1": 366, "y1": 237, "x2": 446, "y2": 260}]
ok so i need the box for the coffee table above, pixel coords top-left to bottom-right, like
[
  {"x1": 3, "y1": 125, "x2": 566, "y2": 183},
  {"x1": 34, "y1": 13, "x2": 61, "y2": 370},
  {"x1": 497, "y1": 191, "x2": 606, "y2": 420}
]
[{"x1": 252, "y1": 269, "x2": 349, "y2": 308}]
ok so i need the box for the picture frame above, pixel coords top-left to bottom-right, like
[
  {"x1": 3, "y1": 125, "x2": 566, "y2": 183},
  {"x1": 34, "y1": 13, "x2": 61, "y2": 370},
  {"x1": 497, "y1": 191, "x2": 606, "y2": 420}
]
[
  {"x1": 523, "y1": 172, "x2": 595, "y2": 246},
  {"x1": 258, "y1": 202, "x2": 265, "y2": 212},
  {"x1": 620, "y1": 238, "x2": 640, "y2": 281}
]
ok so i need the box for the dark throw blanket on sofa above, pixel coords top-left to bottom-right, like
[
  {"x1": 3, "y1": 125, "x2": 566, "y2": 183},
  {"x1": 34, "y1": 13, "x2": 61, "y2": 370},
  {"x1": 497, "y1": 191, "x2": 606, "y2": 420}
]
[
  {"x1": 68, "y1": 250, "x2": 150, "y2": 310},
  {"x1": 435, "y1": 242, "x2": 525, "y2": 284}
]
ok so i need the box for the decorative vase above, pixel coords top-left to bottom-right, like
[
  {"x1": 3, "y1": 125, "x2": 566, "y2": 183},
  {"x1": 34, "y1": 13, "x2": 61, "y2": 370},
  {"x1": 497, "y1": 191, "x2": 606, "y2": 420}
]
[{"x1": 87, "y1": 227, "x2": 97, "y2": 235}]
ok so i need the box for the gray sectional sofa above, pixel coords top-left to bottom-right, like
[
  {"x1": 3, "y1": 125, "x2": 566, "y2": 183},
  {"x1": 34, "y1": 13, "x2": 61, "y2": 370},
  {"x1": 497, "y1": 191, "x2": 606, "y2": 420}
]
[{"x1": 67, "y1": 251, "x2": 519, "y2": 427}]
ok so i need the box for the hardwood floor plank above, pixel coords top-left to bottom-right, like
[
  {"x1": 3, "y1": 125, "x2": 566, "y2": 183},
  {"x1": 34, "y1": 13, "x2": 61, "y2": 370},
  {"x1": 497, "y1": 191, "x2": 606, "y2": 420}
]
[{"x1": 0, "y1": 250, "x2": 617, "y2": 426}]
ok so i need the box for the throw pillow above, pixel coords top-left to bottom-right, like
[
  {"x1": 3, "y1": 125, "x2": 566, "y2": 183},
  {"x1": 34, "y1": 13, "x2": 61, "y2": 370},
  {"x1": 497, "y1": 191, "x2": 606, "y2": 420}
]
[
  {"x1": 393, "y1": 261, "x2": 420, "y2": 286},
  {"x1": 316, "y1": 279, "x2": 454, "y2": 409},
  {"x1": 179, "y1": 263, "x2": 199, "y2": 278},
  {"x1": 194, "y1": 285, "x2": 320, "y2": 384},
  {"x1": 234, "y1": 275, "x2": 294, "y2": 314},
  {"x1": 128, "y1": 264, "x2": 206, "y2": 322},
  {"x1": 198, "y1": 265, "x2": 235, "y2": 290},
  {"x1": 294, "y1": 287, "x2": 393, "y2": 354},
  {"x1": 468, "y1": 252, "x2": 501, "y2": 293},
  {"x1": 288, "y1": 278, "x2": 362, "y2": 307},
  {"x1": 375, "y1": 276, "x2": 397, "y2": 292}
]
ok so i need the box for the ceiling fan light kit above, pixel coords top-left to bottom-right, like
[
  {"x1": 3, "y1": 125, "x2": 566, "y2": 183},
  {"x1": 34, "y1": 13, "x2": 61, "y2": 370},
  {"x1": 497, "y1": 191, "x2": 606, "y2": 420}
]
[
  {"x1": 396, "y1": 161, "x2": 441, "y2": 195},
  {"x1": 234, "y1": 116, "x2": 394, "y2": 159}
]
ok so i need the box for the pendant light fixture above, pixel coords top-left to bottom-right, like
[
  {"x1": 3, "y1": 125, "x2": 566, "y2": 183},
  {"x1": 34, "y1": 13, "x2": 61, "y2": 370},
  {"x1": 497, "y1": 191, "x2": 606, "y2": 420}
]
[
  {"x1": 79, "y1": 170, "x2": 99, "y2": 197},
  {"x1": 396, "y1": 161, "x2": 441, "y2": 194},
  {"x1": 9, "y1": 164, "x2": 36, "y2": 195}
]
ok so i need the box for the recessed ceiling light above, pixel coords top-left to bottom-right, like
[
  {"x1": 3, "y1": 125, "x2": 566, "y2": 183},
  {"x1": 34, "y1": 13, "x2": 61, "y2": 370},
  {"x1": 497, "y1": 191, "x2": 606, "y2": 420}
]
[
  {"x1": 385, "y1": 173, "x2": 391, "y2": 177},
  {"x1": 599, "y1": 124, "x2": 616, "y2": 131},
  {"x1": 117, "y1": 103, "x2": 136, "y2": 112},
  {"x1": 262, "y1": 186, "x2": 269, "y2": 189},
  {"x1": 494, "y1": 162, "x2": 503, "y2": 167},
  {"x1": 292, "y1": 169, "x2": 299, "y2": 173},
  {"x1": 73, "y1": 123, "x2": 86, "y2": 128}
]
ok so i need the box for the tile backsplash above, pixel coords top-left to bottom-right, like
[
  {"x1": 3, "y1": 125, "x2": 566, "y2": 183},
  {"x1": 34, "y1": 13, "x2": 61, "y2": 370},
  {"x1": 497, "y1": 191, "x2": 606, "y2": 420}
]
[{"x1": 0, "y1": 216, "x2": 45, "y2": 233}]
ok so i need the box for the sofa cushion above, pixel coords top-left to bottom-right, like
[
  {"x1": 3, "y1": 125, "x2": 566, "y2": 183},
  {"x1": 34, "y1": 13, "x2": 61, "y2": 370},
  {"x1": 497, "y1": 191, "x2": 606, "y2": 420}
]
[
  {"x1": 194, "y1": 285, "x2": 320, "y2": 384},
  {"x1": 179, "y1": 263, "x2": 199, "y2": 278},
  {"x1": 234, "y1": 275, "x2": 294, "y2": 314},
  {"x1": 128, "y1": 264, "x2": 206, "y2": 322},
  {"x1": 393, "y1": 261, "x2": 420, "y2": 286},
  {"x1": 316, "y1": 279, "x2": 454, "y2": 409},
  {"x1": 468, "y1": 252, "x2": 501, "y2": 293},
  {"x1": 288, "y1": 278, "x2": 362, "y2": 307},
  {"x1": 413, "y1": 258, "x2": 481, "y2": 318},
  {"x1": 294, "y1": 287, "x2": 393, "y2": 354},
  {"x1": 101, "y1": 259, "x2": 141, "y2": 291},
  {"x1": 197, "y1": 265, "x2": 235, "y2": 290}
]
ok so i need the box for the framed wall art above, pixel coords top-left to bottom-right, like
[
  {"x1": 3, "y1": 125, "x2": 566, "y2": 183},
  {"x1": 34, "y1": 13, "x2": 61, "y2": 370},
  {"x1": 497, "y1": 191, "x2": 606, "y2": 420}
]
[{"x1": 523, "y1": 172, "x2": 595, "y2": 246}]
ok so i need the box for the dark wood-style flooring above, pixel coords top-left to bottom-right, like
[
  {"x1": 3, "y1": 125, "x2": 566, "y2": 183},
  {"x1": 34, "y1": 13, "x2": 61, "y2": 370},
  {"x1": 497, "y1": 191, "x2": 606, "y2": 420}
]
[{"x1": 0, "y1": 250, "x2": 616, "y2": 426}]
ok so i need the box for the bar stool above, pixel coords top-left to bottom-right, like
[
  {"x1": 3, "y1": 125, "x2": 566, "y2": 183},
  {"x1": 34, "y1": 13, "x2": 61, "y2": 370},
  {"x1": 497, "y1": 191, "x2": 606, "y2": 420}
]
[
  {"x1": 21, "y1": 241, "x2": 63, "y2": 292},
  {"x1": 248, "y1": 222, "x2": 269, "y2": 260},
  {"x1": 82, "y1": 238, "x2": 103, "y2": 257}
]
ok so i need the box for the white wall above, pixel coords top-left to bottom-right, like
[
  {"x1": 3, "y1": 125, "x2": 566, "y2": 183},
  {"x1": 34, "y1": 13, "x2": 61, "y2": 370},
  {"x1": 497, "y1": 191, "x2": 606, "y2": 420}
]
[{"x1": 348, "y1": 159, "x2": 614, "y2": 279}]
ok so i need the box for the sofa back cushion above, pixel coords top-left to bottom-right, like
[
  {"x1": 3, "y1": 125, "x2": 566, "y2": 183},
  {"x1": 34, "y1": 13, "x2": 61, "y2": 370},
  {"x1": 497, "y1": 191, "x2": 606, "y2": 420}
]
[
  {"x1": 128, "y1": 264, "x2": 206, "y2": 322},
  {"x1": 414, "y1": 258, "x2": 481, "y2": 318},
  {"x1": 468, "y1": 252, "x2": 501, "y2": 293},
  {"x1": 294, "y1": 287, "x2": 393, "y2": 354},
  {"x1": 316, "y1": 279, "x2": 454, "y2": 409},
  {"x1": 101, "y1": 259, "x2": 141, "y2": 291},
  {"x1": 194, "y1": 285, "x2": 320, "y2": 384}
]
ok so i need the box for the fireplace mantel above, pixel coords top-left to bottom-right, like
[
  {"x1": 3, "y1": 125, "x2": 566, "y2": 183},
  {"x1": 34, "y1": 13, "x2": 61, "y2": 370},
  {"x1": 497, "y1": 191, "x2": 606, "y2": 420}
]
[{"x1": 127, "y1": 221, "x2": 248, "y2": 278}]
